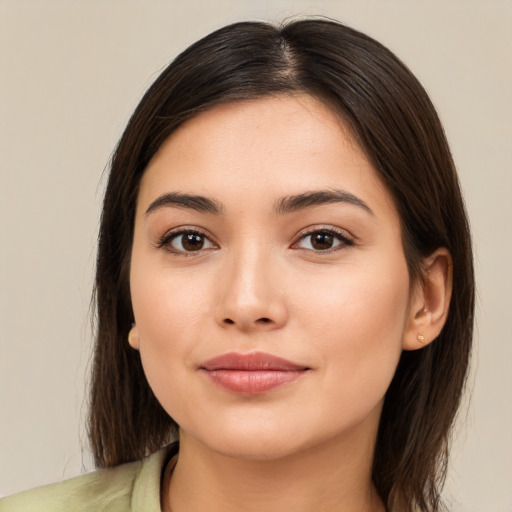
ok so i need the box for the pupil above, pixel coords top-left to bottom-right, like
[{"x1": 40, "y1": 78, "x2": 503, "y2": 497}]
[
  {"x1": 183, "y1": 234, "x2": 204, "y2": 251},
  {"x1": 312, "y1": 232, "x2": 333, "y2": 250}
]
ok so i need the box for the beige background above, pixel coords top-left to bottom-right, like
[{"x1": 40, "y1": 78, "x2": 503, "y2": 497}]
[{"x1": 0, "y1": 1, "x2": 511, "y2": 510}]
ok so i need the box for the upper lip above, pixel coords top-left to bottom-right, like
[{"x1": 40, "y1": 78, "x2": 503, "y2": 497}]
[{"x1": 200, "y1": 352, "x2": 308, "y2": 371}]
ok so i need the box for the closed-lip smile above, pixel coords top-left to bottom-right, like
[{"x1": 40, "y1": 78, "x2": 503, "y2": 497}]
[{"x1": 199, "y1": 352, "x2": 310, "y2": 395}]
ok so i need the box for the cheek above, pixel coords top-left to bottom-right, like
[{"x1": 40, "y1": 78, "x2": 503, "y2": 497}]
[
  {"x1": 131, "y1": 256, "x2": 246, "y2": 413},
  {"x1": 129, "y1": 253, "x2": 213, "y2": 405},
  {"x1": 295, "y1": 256, "x2": 410, "y2": 403},
  {"x1": 131, "y1": 270, "x2": 210, "y2": 358},
  {"x1": 297, "y1": 257, "x2": 410, "y2": 337}
]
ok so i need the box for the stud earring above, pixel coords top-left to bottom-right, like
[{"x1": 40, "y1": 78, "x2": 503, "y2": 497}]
[
  {"x1": 417, "y1": 333, "x2": 425, "y2": 343},
  {"x1": 128, "y1": 324, "x2": 138, "y2": 348}
]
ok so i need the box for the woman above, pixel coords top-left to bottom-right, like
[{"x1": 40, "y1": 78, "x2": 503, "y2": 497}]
[{"x1": 1, "y1": 18, "x2": 474, "y2": 512}]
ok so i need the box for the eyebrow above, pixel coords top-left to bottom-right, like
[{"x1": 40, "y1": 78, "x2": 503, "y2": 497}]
[
  {"x1": 146, "y1": 192, "x2": 223, "y2": 215},
  {"x1": 274, "y1": 189, "x2": 374, "y2": 216},
  {"x1": 145, "y1": 189, "x2": 373, "y2": 216}
]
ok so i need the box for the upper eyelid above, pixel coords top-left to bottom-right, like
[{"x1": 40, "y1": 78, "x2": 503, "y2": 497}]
[
  {"x1": 155, "y1": 226, "x2": 218, "y2": 250},
  {"x1": 160, "y1": 226, "x2": 213, "y2": 240},
  {"x1": 155, "y1": 229, "x2": 218, "y2": 258},
  {"x1": 294, "y1": 225, "x2": 354, "y2": 241},
  {"x1": 290, "y1": 227, "x2": 355, "y2": 252}
]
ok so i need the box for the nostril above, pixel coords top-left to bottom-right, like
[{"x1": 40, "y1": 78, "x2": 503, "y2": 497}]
[{"x1": 221, "y1": 317, "x2": 273, "y2": 326}]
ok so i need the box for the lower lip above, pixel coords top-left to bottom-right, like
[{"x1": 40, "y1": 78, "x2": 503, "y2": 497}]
[{"x1": 202, "y1": 369, "x2": 307, "y2": 395}]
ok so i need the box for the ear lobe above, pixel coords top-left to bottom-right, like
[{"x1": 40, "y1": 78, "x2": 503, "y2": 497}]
[
  {"x1": 403, "y1": 248, "x2": 453, "y2": 351},
  {"x1": 128, "y1": 324, "x2": 140, "y2": 350}
]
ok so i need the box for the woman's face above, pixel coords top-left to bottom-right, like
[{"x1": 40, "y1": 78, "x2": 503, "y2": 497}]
[{"x1": 130, "y1": 95, "x2": 413, "y2": 460}]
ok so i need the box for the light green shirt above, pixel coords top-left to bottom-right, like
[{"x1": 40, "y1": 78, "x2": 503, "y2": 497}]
[{"x1": 0, "y1": 445, "x2": 175, "y2": 512}]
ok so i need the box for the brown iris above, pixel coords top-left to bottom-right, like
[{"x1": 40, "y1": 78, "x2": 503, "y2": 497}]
[
  {"x1": 181, "y1": 233, "x2": 205, "y2": 251},
  {"x1": 311, "y1": 232, "x2": 335, "y2": 250}
]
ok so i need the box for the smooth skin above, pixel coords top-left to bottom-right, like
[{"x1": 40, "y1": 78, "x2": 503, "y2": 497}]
[{"x1": 128, "y1": 95, "x2": 452, "y2": 512}]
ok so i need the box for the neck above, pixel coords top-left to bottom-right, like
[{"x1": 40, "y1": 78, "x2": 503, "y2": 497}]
[{"x1": 164, "y1": 429, "x2": 385, "y2": 512}]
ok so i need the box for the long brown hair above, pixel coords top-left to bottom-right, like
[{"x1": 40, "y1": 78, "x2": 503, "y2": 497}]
[{"x1": 89, "y1": 18, "x2": 474, "y2": 512}]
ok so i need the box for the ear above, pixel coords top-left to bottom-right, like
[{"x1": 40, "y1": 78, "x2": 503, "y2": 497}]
[
  {"x1": 128, "y1": 324, "x2": 140, "y2": 350},
  {"x1": 403, "y1": 248, "x2": 453, "y2": 351}
]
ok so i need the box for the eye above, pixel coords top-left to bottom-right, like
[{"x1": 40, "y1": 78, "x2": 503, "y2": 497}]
[
  {"x1": 294, "y1": 228, "x2": 353, "y2": 252},
  {"x1": 158, "y1": 229, "x2": 216, "y2": 254}
]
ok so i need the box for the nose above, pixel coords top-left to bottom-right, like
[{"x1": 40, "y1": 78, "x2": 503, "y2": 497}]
[{"x1": 214, "y1": 244, "x2": 288, "y2": 332}]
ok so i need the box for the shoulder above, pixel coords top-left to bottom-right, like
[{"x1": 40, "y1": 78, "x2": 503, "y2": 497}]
[{"x1": 0, "y1": 445, "x2": 177, "y2": 512}]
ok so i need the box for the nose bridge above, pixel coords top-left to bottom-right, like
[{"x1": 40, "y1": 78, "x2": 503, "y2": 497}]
[{"x1": 215, "y1": 236, "x2": 286, "y2": 330}]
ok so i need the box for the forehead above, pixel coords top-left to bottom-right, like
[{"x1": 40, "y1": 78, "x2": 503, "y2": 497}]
[{"x1": 137, "y1": 95, "x2": 396, "y2": 220}]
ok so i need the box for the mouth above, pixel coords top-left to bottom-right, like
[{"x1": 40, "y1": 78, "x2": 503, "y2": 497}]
[{"x1": 199, "y1": 352, "x2": 310, "y2": 396}]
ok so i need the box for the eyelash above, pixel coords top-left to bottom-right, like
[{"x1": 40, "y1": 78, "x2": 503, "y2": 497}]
[
  {"x1": 156, "y1": 226, "x2": 354, "y2": 256},
  {"x1": 292, "y1": 226, "x2": 354, "y2": 253},
  {"x1": 156, "y1": 227, "x2": 217, "y2": 257}
]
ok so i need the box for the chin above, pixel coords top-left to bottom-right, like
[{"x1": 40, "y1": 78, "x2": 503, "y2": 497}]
[
  {"x1": 180, "y1": 418, "x2": 353, "y2": 464},
  {"x1": 208, "y1": 436, "x2": 310, "y2": 461},
  {"x1": 179, "y1": 418, "x2": 314, "y2": 461}
]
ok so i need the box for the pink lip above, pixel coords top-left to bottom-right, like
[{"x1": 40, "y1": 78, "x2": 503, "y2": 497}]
[{"x1": 200, "y1": 352, "x2": 309, "y2": 395}]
